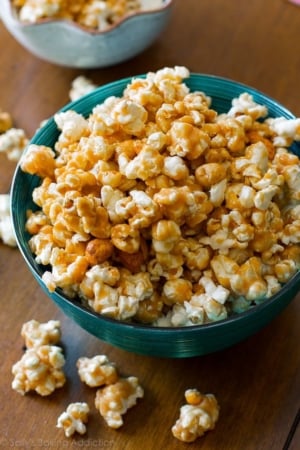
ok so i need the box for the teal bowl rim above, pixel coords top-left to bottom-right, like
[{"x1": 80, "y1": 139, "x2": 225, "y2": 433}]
[{"x1": 11, "y1": 73, "x2": 300, "y2": 357}]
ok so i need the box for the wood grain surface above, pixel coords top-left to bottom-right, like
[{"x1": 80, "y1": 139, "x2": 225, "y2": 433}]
[{"x1": 0, "y1": 1, "x2": 300, "y2": 449}]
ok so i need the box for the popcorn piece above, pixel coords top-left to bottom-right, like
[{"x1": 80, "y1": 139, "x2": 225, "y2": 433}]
[
  {"x1": 210, "y1": 255, "x2": 239, "y2": 289},
  {"x1": 80, "y1": 264, "x2": 120, "y2": 318},
  {"x1": 85, "y1": 238, "x2": 114, "y2": 265},
  {"x1": 274, "y1": 259, "x2": 298, "y2": 283},
  {"x1": 28, "y1": 225, "x2": 56, "y2": 266},
  {"x1": 113, "y1": 189, "x2": 160, "y2": 229},
  {"x1": 254, "y1": 185, "x2": 279, "y2": 210},
  {"x1": 77, "y1": 355, "x2": 118, "y2": 387},
  {"x1": 229, "y1": 257, "x2": 268, "y2": 301},
  {"x1": 232, "y1": 141, "x2": 269, "y2": 176},
  {"x1": 228, "y1": 92, "x2": 268, "y2": 120},
  {"x1": 180, "y1": 237, "x2": 211, "y2": 271},
  {"x1": 69, "y1": 75, "x2": 97, "y2": 101},
  {"x1": 162, "y1": 155, "x2": 189, "y2": 180},
  {"x1": 0, "y1": 128, "x2": 28, "y2": 161},
  {"x1": 153, "y1": 186, "x2": 212, "y2": 226},
  {"x1": 156, "y1": 302, "x2": 205, "y2": 327},
  {"x1": 162, "y1": 278, "x2": 193, "y2": 305},
  {"x1": 282, "y1": 164, "x2": 300, "y2": 200},
  {"x1": 94, "y1": 376, "x2": 144, "y2": 429},
  {"x1": 281, "y1": 206, "x2": 300, "y2": 245},
  {"x1": 81, "y1": 264, "x2": 154, "y2": 320},
  {"x1": 208, "y1": 178, "x2": 227, "y2": 207},
  {"x1": 120, "y1": 145, "x2": 164, "y2": 180},
  {"x1": 40, "y1": 245, "x2": 89, "y2": 293},
  {"x1": 168, "y1": 121, "x2": 210, "y2": 159},
  {"x1": 111, "y1": 223, "x2": 141, "y2": 253},
  {"x1": 0, "y1": 194, "x2": 17, "y2": 247},
  {"x1": 54, "y1": 110, "x2": 88, "y2": 145},
  {"x1": 112, "y1": 99, "x2": 148, "y2": 135},
  {"x1": 216, "y1": 117, "x2": 246, "y2": 153},
  {"x1": 0, "y1": 109, "x2": 13, "y2": 133},
  {"x1": 267, "y1": 116, "x2": 300, "y2": 146},
  {"x1": 199, "y1": 276, "x2": 230, "y2": 305},
  {"x1": 195, "y1": 162, "x2": 227, "y2": 188},
  {"x1": 134, "y1": 292, "x2": 164, "y2": 323},
  {"x1": 189, "y1": 292, "x2": 228, "y2": 323},
  {"x1": 17, "y1": 0, "x2": 61, "y2": 22},
  {"x1": 20, "y1": 144, "x2": 56, "y2": 178},
  {"x1": 152, "y1": 219, "x2": 181, "y2": 253},
  {"x1": 172, "y1": 389, "x2": 220, "y2": 443},
  {"x1": 57, "y1": 402, "x2": 90, "y2": 438},
  {"x1": 21, "y1": 319, "x2": 61, "y2": 348},
  {"x1": 148, "y1": 66, "x2": 190, "y2": 102},
  {"x1": 11, "y1": 345, "x2": 66, "y2": 396}
]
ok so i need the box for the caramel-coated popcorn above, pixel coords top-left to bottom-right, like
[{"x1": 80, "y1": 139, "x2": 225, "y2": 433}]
[
  {"x1": 94, "y1": 376, "x2": 144, "y2": 428},
  {"x1": 21, "y1": 319, "x2": 61, "y2": 348},
  {"x1": 172, "y1": 389, "x2": 220, "y2": 443},
  {"x1": 12, "y1": 0, "x2": 161, "y2": 31},
  {"x1": 20, "y1": 66, "x2": 300, "y2": 327},
  {"x1": 77, "y1": 354, "x2": 119, "y2": 387},
  {"x1": 57, "y1": 402, "x2": 90, "y2": 437},
  {"x1": 0, "y1": 127, "x2": 28, "y2": 161},
  {"x1": 11, "y1": 345, "x2": 66, "y2": 396}
]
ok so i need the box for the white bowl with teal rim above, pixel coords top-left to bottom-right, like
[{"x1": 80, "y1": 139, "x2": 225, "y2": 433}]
[{"x1": 1, "y1": 0, "x2": 173, "y2": 68}]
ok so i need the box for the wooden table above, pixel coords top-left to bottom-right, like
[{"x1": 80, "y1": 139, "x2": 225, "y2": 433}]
[{"x1": 1, "y1": 1, "x2": 300, "y2": 448}]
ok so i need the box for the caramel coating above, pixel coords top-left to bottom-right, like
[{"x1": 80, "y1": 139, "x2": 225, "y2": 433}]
[
  {"x1": 172, "y1": 389, "x2": 220, "y2": 442},
  {"x1": 20, "y1": 67, "x2": 300, "y2": 327}
]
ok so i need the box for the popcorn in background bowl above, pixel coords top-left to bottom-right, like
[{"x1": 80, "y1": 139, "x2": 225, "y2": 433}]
[
  {"x1": 11, "y1": 67, "x2": 300, "y2": 357},
  {"x1": 12, "y1": 0, "x2": 156, "y2": 31}
]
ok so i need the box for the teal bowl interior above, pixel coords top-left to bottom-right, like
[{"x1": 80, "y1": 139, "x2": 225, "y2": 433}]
[{"x1": 11, "y1": 74, "x2": 300, "y2": 358}]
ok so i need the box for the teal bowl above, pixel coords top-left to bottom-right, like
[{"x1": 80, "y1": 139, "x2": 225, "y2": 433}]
[
  {"x1": 11, "y1": 74, "x2": 300, "y2": 358},
  {"x1": 1, "y1": 0, "x2": 173, "y2": 68}
]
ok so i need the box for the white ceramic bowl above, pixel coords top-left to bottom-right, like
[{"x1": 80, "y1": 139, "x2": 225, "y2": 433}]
[
  {"x1": 1, "y1": 0, "x2": 173, "y2": 68},
  {"x1": 11, "y1": 73, "x2": 300, "y2": 358}
]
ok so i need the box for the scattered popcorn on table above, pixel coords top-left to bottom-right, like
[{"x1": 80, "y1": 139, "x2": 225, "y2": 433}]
[
  {"x1": 20, "y1": 66, "x2": 300, "y2": 327},
  {"x1": 172, "y1": 389, "x2": 220, "y2": 443},
  {"x1": 0, "y1": 127, "x2": 28, "y2": 161},
  {"x1": 12, "y1": 0, "x2": 161, "y2": 31},
  {"x1": 57, "y1": 402, "x2": 90, "y2": 437},
  {"x1": 0, "y1": 194, "x2": 17, "y2": 247},
  {"x1": 77, "y1": 354, "x2": 119, "y2": 387},
  {"x1": 94, "y1": 376, "x2": 144, "y2": 428},
  {"x1": 69, "y1": 76, "x2": 98, "y2": 101},
  {"x1": 11, "y1": 344, "x2": 66, "y2": 396},
  {"x1": 21, "y1": 319, "x2": 61, "y2": 348}
]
